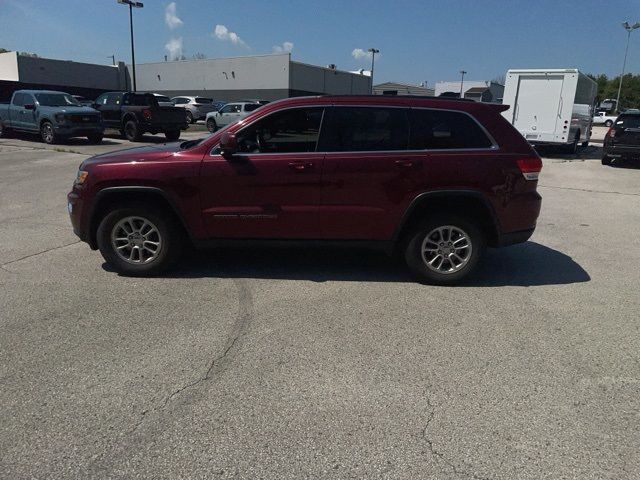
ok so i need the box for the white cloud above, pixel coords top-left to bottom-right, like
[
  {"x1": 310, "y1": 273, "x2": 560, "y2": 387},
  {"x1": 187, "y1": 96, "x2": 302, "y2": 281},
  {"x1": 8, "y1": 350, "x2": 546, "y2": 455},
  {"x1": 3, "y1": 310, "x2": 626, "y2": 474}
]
[
  {"x1": 165, "y1": 37, "x2": 183, "y2": 59},
  {"x1": 214, "y1": 24, "x2": 248, "y2": 48},
  {"x1": 273, "y1": 41, "x2": 294, "y2": 54},
  {"x1": 165, "y1": 2, "x2": 183, "y2": 30},
  {"x1": 352, "y1": 48, "x2": 373, "y2": 61}
]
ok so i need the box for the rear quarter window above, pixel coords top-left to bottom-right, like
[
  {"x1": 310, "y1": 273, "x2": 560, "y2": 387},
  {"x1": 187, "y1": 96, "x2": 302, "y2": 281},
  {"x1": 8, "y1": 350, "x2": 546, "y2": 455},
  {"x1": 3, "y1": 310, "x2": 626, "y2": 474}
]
[
  {"x1": 409, "y1": 109, "x2": 493, "y2": 150},
  {"x1": 615, "y1": 115, "x2": 640, "y2": 128}
]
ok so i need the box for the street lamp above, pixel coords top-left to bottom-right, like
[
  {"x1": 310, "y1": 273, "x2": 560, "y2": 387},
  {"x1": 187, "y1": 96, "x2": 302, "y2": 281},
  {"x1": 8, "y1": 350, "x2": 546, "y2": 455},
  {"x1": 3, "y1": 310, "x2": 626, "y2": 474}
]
[
  {"x1": 117, "y1": 0, "x2": 144, "y2": 92},
  {"x1": 368, "y1": 48, "x2": 379, "y2": 94},
  {"x1": 616, "y1": 21, "x2": 640, "y2": 112},
  {"x1": 459, "y1": 70, "x2": 467, "y2": 98}
]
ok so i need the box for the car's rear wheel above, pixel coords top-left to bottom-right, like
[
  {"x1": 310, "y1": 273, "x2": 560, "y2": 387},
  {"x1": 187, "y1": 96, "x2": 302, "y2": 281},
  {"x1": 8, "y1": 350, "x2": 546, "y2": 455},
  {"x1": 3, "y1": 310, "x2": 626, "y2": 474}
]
[
  {"x1": 602, "y1": 155, "x2": 613, "y2": 166},
  {"x1": 185, "y1": 111, "x2": 194, "y2": 124},
  {"x1": 0, "y1": 121, "x2": 10, "y2": 138},
  {"x1": 206, "y1": 118, "x2": 217, "y2": 133},
  {"x1": 164, "y1": 130, "x2": 181, "y2": 141},
  {"x1": 404, "y1": 215, "x2": 485, "y2": 285},
  {"x1": 124, "y1": 120, "x2": 142, "y2": 142},
  {"x1": 40, "y1": 121, "x2": 58, "y2": 144},
  {"x1": 87, "y1": 132, "x2": 103, "y2": 144},
  {"x1": 97, "y1": 204, "x2": 183, "y2": 276},
  {"x1": 605, "y1": 120, "x2": 613, "y2": 127}
]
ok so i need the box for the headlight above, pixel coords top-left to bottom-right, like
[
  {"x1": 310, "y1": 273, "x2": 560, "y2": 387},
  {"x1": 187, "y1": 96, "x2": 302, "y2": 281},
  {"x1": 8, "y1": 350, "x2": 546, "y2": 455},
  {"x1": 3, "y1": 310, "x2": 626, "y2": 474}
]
[
  {"x1": 55, "y1": 113, "x2": 67, "y2": 123},
  {"x1": 74, "y1": 170, "x2": 89, "y2": 186}
]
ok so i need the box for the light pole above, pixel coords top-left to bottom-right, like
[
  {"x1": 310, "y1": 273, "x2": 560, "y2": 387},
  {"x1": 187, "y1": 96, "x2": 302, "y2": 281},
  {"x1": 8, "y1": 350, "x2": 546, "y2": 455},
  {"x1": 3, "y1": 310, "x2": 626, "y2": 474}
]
[
  {"x1": 616, "y1": 21, "x2": 640, "y2": 112},
  {"x1": 459, "y1": 70, "x2": 467, "y2": 98},
  {"x1": 117, "y1": 0, "x2": 144, "y2": 92},
  {"x1": 368, "y1": 48, "x2": 379, "y2": 94}
]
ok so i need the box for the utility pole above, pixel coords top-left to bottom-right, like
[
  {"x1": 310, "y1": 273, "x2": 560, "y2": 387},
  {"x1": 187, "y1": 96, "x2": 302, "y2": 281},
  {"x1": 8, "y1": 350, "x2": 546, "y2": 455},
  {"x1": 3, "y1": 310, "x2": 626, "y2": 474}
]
[
  {"x1": 459, "y1": 70, "x2": 467, "y2": 98},
  {"x1": 616, "y1": 21, "x2": 640, "y2": 112},
  {"x1": 368, "y1": 48, "x2": 379, "y2": 94},
  {"x1": 117, "y1": 0, "x2": 144, "y2": 92}
]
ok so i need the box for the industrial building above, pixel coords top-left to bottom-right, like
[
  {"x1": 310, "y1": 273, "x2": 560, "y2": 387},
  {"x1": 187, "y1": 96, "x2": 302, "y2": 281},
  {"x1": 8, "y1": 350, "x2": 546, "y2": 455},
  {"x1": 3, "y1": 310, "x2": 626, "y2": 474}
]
[
  {"x1": 0, "y1": 51, "x2": 128, "y2": 100},
  {"x1": 134, "y1": 53, "x2": 371, "y2": 101},
  {"x1": 372, "y1": 81, "x2": 435, "y2": 96},
  {"x1": 0, "y1": 51, "x2": 371, "y2": 102},
  {"x1": 434, "y1": 80, "x2": 504, "y2": 103}
]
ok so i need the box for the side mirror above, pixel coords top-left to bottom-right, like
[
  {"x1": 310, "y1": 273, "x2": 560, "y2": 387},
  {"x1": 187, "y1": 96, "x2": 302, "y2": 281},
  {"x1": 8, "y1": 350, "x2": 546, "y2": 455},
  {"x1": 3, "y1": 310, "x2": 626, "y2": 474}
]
[
  {"x1": 220, "y1": 132, "x2": 238, "y2": 157},
  {"x1": 24, "y1": 104, "x2": 35, "y2": 110}
]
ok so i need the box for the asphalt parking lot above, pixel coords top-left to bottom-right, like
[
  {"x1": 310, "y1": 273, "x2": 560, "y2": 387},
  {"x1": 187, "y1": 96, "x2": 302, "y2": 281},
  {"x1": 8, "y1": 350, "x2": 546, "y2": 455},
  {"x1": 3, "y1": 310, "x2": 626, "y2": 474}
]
[{"x1": 1, "y1": 126, "x2": 639, "y2": 479}]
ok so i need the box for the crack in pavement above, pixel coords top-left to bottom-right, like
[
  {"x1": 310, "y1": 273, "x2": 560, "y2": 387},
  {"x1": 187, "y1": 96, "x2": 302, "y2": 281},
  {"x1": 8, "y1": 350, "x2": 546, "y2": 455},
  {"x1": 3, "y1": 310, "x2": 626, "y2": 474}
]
[
  {"x1": 539, "y1": 184, "x2": 640, "y2": 197},
  {"x1": 1, "y1": 240, "x2": 81, "y2": 270},
  {"x1": 422, "y1": 396, "x2": 492, "y2": 480}
]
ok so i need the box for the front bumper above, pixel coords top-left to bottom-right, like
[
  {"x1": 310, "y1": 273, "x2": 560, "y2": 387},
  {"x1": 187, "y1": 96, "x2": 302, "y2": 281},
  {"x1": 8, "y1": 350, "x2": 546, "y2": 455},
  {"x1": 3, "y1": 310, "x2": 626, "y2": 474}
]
[
  {"x1": 55, "y1": 124, "x2": 104, "y2": 136},
  {"x1": 67, "y1": 190, "x2": 93, "y2": 247}
]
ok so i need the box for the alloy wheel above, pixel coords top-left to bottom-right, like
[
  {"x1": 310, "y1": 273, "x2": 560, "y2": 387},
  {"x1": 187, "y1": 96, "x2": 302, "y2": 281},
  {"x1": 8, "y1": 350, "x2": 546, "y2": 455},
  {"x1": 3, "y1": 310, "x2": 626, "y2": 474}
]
[
  {"x1": 421, "y1": 225, "x2": 472, "y2": 274},
  {"x1": 111, "y1": 216, "x2": 162, "y2": 264}
]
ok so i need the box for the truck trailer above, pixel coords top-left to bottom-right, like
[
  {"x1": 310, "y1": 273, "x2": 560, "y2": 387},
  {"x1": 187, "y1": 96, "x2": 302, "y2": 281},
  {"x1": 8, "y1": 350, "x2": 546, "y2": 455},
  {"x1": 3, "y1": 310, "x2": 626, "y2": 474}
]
[{"x1": 501, "y1": 69, "x2": 597, "y2": 152}]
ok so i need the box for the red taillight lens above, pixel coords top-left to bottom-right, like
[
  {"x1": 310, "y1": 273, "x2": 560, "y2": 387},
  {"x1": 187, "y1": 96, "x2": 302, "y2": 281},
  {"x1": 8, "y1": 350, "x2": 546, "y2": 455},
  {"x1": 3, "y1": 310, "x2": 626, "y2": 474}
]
[
  {"x1": 517, "y1": 155, "x2": 542, "y2": 181},
  {"x1": 607, "y1": 127, "x2": 615, "y2": 138},
  {"x1": 142, "y1": 109, "x2": 152, "y2": 121}
]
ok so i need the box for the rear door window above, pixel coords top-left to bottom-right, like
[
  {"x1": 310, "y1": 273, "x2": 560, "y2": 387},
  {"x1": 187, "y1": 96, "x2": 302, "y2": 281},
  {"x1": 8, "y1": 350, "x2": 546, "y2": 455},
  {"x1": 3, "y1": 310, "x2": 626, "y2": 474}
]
[
  {"x1": 319, "y1": 107, "x2": 409, "y2": 152},
  {"x1": 409, "y1": 109, "x2": 493, "y2": 150},
  {"x1": 615, "y1": 115, "x2": 640, "y2": 128},
  {"x1": 244, "y1": 104, "x2": 261, "y2": 112}
]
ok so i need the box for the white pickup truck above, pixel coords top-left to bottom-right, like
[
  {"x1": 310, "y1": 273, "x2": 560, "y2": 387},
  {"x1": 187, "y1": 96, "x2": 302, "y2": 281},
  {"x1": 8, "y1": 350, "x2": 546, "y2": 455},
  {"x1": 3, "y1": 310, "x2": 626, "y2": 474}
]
[{"x1": 592, "y1": 112, "x2": 617, "y2": 127}]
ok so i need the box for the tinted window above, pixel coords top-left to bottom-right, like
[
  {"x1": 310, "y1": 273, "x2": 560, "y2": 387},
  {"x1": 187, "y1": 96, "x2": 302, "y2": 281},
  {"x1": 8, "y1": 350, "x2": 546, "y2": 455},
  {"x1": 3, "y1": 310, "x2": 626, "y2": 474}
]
[
  {"x1": 106, "y1": 93, "x2": 122, "y2": 106},
  {"x1": 236, "y1": 107, "x2": 324, "y2": 154},
  {"x1": 409, "y1": 109, "x2": 492, "y2": 150},
  {"x1": 220, "y1": 104, "x2": 239, "y2": 113},
  {"x1": 154, "y1": 95, "x2": 172, "y2": 103},
  {"x1": 35, "y1": 93, "x2": 79, "y2": 107},
  {"x1": 95, "y1": 94, "x2": 108, "y2": 105},
  {"x1": 319, "y1": 107, "x2": 409, "y2": 152},
  {"x1": 244, "y1": 104, "x2": 260, "y2": 112},
  {"x1": 173, "y1": 98, "x2": 188, "y2": 104},
  {"x1": 195, "y1": 97, "x2": 212, "y2": 104},
  {"x1": 12, "y1": 93, "x2": 25, "y2": 106},
  {"x1": 123, "y1": 94, "x2": 154, "y2": 106},
  {"x1": 615, "y1": 115, "x2": 640, "y2": 128}
]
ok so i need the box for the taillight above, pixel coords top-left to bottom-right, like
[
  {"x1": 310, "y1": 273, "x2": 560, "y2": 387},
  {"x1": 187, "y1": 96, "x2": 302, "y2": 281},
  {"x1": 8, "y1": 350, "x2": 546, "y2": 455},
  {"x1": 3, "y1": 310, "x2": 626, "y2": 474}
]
[
  {"x1": 142, "y1": 109, "x2": 152, "y2": 121},
  {"x1": 517, "y1": 155, "x2": 542, "y2": 181},
  {"x1": 606, "y1": 127, "x2": 616, "y2": 138}
]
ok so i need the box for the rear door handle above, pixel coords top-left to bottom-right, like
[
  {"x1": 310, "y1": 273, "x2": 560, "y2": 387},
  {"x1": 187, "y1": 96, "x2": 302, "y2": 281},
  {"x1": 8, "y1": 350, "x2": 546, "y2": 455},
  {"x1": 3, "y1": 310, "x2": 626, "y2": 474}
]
[
  {"x1": 288, "y1": 161, "x2": 314, "y2": 171},
  {"x1": 395, "y1": 159, "x2": 414, "y2": 168}
]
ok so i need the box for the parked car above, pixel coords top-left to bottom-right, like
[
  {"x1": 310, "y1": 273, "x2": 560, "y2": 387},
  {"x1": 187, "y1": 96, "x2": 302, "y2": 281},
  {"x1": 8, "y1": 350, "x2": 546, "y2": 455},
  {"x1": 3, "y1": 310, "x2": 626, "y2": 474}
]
[
  {"x1": 67, "y1": 95, "x2": 542, "y2": 284},
  {"x1": 150, "y1": 94, "x2": 175, "y2": 107},
  {"x1": 602, "y1": 111, "x2": 640, "y2": 165},
  {"x1": 0, "y1": 90, "x2": 104, "y2": 144},
  {"x1": 171, "y1": 96, "x2": 219, "y2": 124},
  {"x1": 593, "y1": 111, "x2": 617, "y2": 127},
  {"x1": 72, "y1": 95, "x2": 95, "y2": 107},
  {"x1": 205, "y1": 101, "x2": 262, "y2": 132},
  {"x1": 92, "y1": 92, "x2": 188, "y2": 142},
  {"x1": 239, "y1": 99, "x2": 270, "y2": 106}
]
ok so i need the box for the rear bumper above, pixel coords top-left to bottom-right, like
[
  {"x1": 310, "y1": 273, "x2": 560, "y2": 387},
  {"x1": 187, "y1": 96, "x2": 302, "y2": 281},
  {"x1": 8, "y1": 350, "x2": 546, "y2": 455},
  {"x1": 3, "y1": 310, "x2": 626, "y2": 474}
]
[
  {"x1": 603, "y1": 144, "x2": 640, "y2": 157},
  {"x1": 141, "y1": 122, "x2": 188, "y2": 132}
]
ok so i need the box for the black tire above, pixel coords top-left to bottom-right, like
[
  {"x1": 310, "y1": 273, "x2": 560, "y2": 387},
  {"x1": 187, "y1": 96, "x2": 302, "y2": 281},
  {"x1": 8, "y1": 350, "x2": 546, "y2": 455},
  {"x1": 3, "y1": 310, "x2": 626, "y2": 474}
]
[
  {"x1": 581, "y1": 141, "x2": 589, "y2": 148},
  {"x1": 87, "y1": 132, "x2": 104, "y2": 144},
  {"x1": 404, "y1": 215, "x2": 485, "y2": 285},
  {"x1": 40, "y1": 121, "x2": 58, "y2": 144},
  {"x1": 206, "y1": 118, "x2": 217, "y2": 133},
  {"x1": 185, "y1": 111, "x2": 194, "y2": 124},
  {"x1": 0, "y1": 121, "x2": 11, "y2": 138},
  {"x1": 96, "y1": 204, "x2": 183, "y2": 276},
  {"x1": 605, "y1": 120, "x2": 613, "y2": 127},
  {"x1": 124, "y1": 120, "x2": 142, "y2": 142},
  {"x1": 602, "y1": 155, "x2": 612, "y2": 166},
  {"x1": 164, "y1": 130, "x2": 181, "y2": 141}
]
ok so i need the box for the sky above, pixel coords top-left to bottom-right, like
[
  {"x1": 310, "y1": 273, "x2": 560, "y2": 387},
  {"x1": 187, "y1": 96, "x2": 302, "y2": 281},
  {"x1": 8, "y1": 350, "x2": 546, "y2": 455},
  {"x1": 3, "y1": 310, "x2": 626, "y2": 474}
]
[{"x1": 0, "y1": 0, "x2": 639, "y2": 86}]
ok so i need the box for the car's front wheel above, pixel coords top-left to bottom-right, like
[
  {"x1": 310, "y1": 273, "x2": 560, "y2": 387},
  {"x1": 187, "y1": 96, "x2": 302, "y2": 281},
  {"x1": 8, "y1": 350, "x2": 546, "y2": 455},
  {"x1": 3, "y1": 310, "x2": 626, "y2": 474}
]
[
  {"x1": 40, "y1": 121, "x2": 58, "y2": 144},
  {"x1": 404, "y1": 215, "x2": 485, "y2": 285},
  {"x1": 97, "y1": 205, "x2": 183, "y2": 276},
  {"x1": 87, "y1": 132, "x2": 104, "y2": 144}
]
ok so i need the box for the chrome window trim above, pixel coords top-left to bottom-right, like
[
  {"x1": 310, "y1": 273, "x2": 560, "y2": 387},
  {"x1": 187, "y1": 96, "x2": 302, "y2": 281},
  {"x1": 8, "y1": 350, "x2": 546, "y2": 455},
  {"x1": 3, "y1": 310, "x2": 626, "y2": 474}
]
[{"x1": 209, "y1": 103, "x2": 500, "y2": 157}]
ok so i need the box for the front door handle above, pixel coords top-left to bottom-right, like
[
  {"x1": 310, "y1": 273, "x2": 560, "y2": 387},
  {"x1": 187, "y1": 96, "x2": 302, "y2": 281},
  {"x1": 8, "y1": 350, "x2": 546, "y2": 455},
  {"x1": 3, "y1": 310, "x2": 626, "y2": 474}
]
[
  {"x1": 395, "y1": 159, "x2": 414, "y2": 168},
  {"x1": 288, "y1": 161, "x2": 313, "y2": 171}
]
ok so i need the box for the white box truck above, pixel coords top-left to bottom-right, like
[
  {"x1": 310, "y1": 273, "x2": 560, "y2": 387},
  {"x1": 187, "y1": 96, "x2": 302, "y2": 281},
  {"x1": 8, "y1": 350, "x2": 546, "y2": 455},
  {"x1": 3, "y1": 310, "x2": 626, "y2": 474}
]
[{"x1": 501, "y1": 69, "x2": 597, "y2": 152}]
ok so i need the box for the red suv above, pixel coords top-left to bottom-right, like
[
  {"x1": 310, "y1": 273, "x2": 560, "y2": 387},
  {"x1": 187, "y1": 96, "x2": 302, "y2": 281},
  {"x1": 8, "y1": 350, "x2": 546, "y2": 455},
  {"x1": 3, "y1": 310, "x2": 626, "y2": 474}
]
[{"x1": 67, "y1": 95, "x2": 542, "y2": 284}]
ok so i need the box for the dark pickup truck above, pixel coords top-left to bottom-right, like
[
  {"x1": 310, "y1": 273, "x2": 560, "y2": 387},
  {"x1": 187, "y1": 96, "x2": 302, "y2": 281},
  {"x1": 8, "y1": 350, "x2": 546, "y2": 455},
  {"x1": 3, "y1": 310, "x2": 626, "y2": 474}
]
[{"x1": 92, "y1": 92, "x2": 188, "y2": 142}]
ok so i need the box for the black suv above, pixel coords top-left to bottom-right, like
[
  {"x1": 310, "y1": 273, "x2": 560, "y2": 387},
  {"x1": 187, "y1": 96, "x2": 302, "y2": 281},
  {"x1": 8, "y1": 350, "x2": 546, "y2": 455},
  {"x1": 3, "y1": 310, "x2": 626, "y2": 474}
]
[{"x1": 602, "y1": 112, "x2": 640, "y2": 165}]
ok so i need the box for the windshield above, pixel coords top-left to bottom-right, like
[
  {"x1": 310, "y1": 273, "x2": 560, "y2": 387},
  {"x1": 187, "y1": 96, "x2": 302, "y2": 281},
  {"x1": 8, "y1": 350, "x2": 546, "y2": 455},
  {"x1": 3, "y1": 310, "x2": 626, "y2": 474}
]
[{"x1": 35, "y1": 93, "x2": 80, "y2": 107}]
